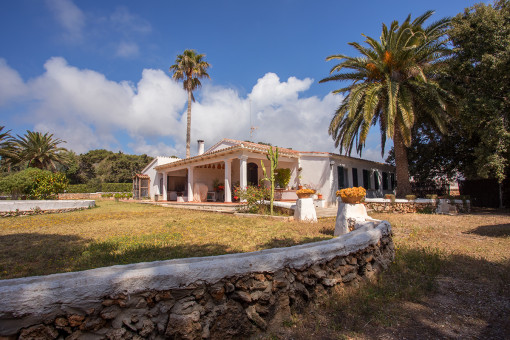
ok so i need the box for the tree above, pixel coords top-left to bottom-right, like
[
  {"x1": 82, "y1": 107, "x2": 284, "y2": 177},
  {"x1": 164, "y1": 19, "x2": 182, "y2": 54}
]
[
  {"x1": 320, "y1": 11, "x2": 454, "y2": 196},
  {"x1": 14, "y1": 131, "x2": 68, "y2": 171},
  {"x1": 170, "y1": 49, "x2": 211, "y2": 158},
  {"x1": 445, "y1": 0, "x2": 510, "y2": 182},
  {"x1": 0, "y1": 126, "x2": 17, "y2": 169}
]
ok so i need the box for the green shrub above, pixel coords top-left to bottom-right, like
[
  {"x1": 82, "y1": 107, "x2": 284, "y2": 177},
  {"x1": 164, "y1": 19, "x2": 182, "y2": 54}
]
[
  {"x1": 235, "y1": 185, "x2": 270, "y2": 213},
  {"x1": 102, "y1": 183, "x2": 132, "y2": 192},
  {"x1": 425, "y1": 194, "x2": 438, "y2": 200},
  {"x1": 275, "y1": 168, "x2": 291, "y2": 189},
  {"x1": 405, "y1": 195, "x2": 416, "y2": 201},
  {"x1": 67, "y1": 182, "x2": 132, "y2": 193},
  {"x1": 0, "y1": 168, "x2": 50, "y2": 199},
  {"x1": 29, "y1": 172, "x2": 69, "y2": 200}
]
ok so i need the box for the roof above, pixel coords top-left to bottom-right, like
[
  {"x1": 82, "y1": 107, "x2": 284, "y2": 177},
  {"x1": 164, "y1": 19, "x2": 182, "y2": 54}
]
[
  {"x1": 134, "y1": 174, "x2": 150, "y2": 179},
  {"x1": 154, "y1": 138, "x2": 393, "y2": 171}
]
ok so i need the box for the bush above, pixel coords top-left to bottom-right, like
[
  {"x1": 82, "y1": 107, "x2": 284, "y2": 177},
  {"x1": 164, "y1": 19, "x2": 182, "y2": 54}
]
[
  {"x1": 235, "y1": 185, "x2": 270, "y2": 213},
  {"x1": 405, "y1": 195, "x2": 417, "y2": 201},
  {"x1": 29, "y1": 172, "x2": 69, "y2": 199},
  {"x1": 67, "y1": 182, "x2": 132, "y2": 193},
  {"x1": 275, "y1": 168, "x2": 291, "y2": 189},
  {"x1": 102, "y1": 183, "x2": 132, "y2": 192},
  {"x1": 0, "y1": 168, "x2": 54, "y2": 199},
  {"x1": 425, "y1": 194, "x2": 438, "y2": 200}
]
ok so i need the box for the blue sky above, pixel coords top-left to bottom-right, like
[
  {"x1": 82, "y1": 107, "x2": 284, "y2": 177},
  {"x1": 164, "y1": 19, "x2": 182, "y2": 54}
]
[{"x1": 0, "y1": 0, "x2": 484, "y2": 161}]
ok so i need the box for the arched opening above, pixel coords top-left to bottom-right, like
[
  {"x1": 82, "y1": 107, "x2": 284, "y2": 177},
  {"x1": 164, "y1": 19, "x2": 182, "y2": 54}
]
[{"x1": 247, "y1": 162, "x2": 258, "y2": 186}]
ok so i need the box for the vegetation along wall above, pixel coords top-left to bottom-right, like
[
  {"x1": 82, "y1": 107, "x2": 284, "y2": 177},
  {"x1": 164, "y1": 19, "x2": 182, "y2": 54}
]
[{"x1": 0, "y1": 220, "x2": 394, "y2": 339}]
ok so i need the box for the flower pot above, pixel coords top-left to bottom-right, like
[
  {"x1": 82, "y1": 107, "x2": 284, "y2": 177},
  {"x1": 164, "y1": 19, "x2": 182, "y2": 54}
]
[
  {"x1": 340, "y1": 195, "x2": 365, "y2": 204},
  {"x1": 297, "y1": 193, "x2": 313, "y2": 199},
  {"x1": 317, "y1": 194, "x2": 323, "y2": 200},
  {"x1": 298, "y1": 185, "x2": 303, "y2": 190}
]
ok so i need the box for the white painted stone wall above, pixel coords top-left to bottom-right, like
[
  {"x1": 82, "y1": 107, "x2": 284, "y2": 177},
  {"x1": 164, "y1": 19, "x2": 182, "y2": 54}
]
[
  {"x1": 0, "y1": 200, "x2": 95, "y2": 212},
  {"x1": 0, "y1": 220, "x2": 391, "y2": 336}
]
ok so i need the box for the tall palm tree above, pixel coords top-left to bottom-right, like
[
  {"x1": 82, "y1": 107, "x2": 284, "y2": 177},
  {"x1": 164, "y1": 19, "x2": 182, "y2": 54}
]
[
  {"x1": 170, "y1": 49, "x2": 211, "y2": 158},
  {"x1": 14, "y1": 131, "x2": 68, "y2": 171},
  {"x1": 320, "y1": 11, "x2": 454, "y2": 196}
]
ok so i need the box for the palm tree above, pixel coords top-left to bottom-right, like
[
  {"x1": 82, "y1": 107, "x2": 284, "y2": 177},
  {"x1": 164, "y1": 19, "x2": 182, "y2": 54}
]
[
  {"x1": 0, "y1": 126, "x2": 18, "y2": 170},
  {"x1": 170, "y1": 49, "x2": 211, "y2": 158},
  {"x1": 320, "y1": 11, "x2": 454, "y2": 196},
  {"x1": 14, "y1": 131, "x2": 68, "y2": 171}
]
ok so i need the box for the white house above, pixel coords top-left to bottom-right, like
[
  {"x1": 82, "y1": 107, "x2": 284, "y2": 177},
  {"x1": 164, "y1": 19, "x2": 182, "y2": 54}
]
[{"x1": 135, "y1": 139, "x2": 396, "y2": 207}]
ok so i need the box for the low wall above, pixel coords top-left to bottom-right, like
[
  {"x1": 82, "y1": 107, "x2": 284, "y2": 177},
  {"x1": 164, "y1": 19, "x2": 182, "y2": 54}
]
[
  {"x1": 364, "y1": 198, "x2": 471, "y2": 214},
  {"x1": 0, "y1": 200, "x2": 95, "y2": 214},
  {"x1": 58, "y1": 193, "x2": 102, "y2": 200},
  {"x1": 0, "y1": 220, "x2": 394, "y2": 339}
]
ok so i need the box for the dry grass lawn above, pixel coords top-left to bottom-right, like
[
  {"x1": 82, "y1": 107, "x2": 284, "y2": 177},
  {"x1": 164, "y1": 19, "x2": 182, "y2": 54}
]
[
  {"x1": 0, "y1": 200, "x2": 335, "y2": 280},
  {"x1": 264, "y1": 210, "x2": 510, "y2": 339}
]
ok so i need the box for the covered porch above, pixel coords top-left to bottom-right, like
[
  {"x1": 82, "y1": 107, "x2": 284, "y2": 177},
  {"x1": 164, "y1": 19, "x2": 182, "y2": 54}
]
[{"x1": 154, "y1": 149, "x2": 299, "y2": 203}]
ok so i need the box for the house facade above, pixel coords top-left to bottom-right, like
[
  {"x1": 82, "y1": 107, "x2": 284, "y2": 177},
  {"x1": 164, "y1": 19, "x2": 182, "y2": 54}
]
[{"x1": 137, "y1": 139, "x2": 396, "y2": 207}]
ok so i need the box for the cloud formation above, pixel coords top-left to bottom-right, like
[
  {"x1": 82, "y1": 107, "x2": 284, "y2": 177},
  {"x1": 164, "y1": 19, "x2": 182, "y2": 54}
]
[
  {"x1": 46, "y1": 0, "x2": 86, "y2": 41},
  {"x1": 0, "y1": 57, "x2": 388, "y2": 162}
]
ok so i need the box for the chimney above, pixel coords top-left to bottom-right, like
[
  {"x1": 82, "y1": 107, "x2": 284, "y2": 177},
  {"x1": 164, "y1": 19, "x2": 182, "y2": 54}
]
[{"x1": 197, "y1": 140, "x2": 205, "y2": 155}]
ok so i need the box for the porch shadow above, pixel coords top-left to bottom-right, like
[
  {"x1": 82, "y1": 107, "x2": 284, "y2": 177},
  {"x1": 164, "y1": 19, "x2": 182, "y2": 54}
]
[{"x1": 463, "y1": 223, "x2": 510, "y2": 238}]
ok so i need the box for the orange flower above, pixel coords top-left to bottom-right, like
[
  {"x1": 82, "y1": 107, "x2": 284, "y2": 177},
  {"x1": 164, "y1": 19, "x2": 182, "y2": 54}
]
[{"x1": 336, "y1": 187, "x2": 366, "y2": 198}]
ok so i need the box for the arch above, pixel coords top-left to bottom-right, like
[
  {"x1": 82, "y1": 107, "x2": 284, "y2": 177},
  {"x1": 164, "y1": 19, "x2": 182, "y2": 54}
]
[{"x1": 247, "y1": 162, "x2": 258, "y2": 186}]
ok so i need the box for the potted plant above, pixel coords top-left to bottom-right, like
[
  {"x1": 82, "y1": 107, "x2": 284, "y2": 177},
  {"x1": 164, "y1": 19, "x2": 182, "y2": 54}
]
[
  {"x1": 336, "y1": 187, "x2": 366, "y2": 204},
  {"x1": 296, "y1": 188, "x2": 315, "y2": 198},
  {"x1": 317, "y1": 192, "x2": 323, "y2": 200}
]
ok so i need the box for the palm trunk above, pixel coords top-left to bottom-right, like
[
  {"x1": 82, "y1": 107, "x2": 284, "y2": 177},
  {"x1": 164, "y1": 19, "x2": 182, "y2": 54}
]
[
  {"x1": 393, "y1": 127, "x2": 412, "y2": 197},
  {"x1": 186, "y1": 90, "x2": 192, "y2": 158}
]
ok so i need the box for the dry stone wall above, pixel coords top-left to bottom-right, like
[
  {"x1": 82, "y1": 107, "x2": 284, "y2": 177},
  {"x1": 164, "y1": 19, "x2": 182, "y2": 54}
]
[
  {"x1": 0, "y1": 221, "x2": 394, "y2": 340},
  {"x1": 365, "y1": 199, "x2": 471, "y2": 214}
]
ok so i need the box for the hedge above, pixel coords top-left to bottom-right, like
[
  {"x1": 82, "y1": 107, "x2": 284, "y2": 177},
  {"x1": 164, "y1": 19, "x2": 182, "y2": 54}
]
[{"x1": 67, "y1": 183, "x2": 132, "y2": 193}]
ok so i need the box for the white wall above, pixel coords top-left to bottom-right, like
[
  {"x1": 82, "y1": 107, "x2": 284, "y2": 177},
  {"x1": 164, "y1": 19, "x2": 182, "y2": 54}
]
[{"x1": 143, "y1": 157, "x2": 180, "y2": 199}]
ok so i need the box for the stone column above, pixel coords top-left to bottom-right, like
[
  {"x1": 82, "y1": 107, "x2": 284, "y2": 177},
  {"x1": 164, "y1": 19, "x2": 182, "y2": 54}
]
[
  {"x1": 224, "y1": 158, "x2": 232, "y2": 203},
  {"x1": 334, "y1": 202, "x2": 368, "y2": 236},
  {"x1": 239, "y1": 155, "x2": 248, "y2": 203},
  {"x1": 187, "y1": 166, "x2": 194, "y2": 202},
  {"x1": 239, "y1": 155, "x2": 248, "y2": 189},
  {"x1": 162, "y1": 172, "x2": 168, "y2": 201},
  {"x1": 294, "y1": 198, "x2": 317, "y2": 222}
]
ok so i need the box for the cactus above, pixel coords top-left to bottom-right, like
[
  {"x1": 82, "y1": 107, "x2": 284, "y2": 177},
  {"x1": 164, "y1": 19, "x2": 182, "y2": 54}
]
[{"x1": 261, "y1": 146, "x2": 279, "y2": 215}]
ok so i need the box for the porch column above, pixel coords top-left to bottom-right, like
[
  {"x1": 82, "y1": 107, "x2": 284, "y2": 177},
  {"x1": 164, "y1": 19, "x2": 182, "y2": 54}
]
[
  {"x1": 224, "y1": 158, "x2": 232, "y2": 203},
  {"x1": 162, "y1": 172, "x2": 168, "y2": 201},
  {"x1": 239, "y1": 155, "x2": 248, "y2": 189},
  {"x1": 187, "y1": 166, "x2": 194, "y2": 202}
]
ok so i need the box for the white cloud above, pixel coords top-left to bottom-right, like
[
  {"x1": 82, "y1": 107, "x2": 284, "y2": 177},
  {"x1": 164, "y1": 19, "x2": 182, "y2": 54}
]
[
  {"x1": 0, "y1": 57, "x2": 388, "y2": 162},
  {"x1": 46, "y1": 0, "x2": 85, "y2": 41},
  {"x1": 0, "y1": 59, "x2": 28, "y2": 105},
  {"x1": 110, "y1": 7, "x2": 152, "y2": 34},
  {"x1": 115, "y1": 41, "x2": 139, "y2": 58}
]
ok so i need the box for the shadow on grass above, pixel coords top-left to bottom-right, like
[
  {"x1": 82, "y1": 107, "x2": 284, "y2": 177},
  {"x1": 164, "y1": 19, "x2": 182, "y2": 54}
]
[
  {"x1": 0, "y1": 233, "x2": 91, "y2": 279},
  {"x1": 0, "y1": 232, "x2": 234, "y2": 280},
  {"x1": 464, "y1": 223, "x2": 510, "y2": 238},
  {"x1": 302, "y1": 246, "x2": 510, "y2": 339}
]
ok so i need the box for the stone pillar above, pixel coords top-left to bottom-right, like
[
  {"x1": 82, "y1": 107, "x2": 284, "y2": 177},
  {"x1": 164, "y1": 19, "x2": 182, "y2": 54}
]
[
  {"x1": 334, "y1": 201, "x2": 368, "y2": 236},
  {"x1": 162, "y1": 172, "x2": 168, "y2": 201},
  {"x1": 187, "y1": 166, "x2": 194, "y2": 202},
  {"x1": 294, "y1": 198, "x2": 317, "y2": 222},
  {"x1": 239, "y1": 155, "x2": 248, "y2": 202},
  {"x1": 239, "y1": 155, "x2": 248, "y2": 189},
  {"x1": 224, "y1": 158, "x2": 232, "y2": 203}
]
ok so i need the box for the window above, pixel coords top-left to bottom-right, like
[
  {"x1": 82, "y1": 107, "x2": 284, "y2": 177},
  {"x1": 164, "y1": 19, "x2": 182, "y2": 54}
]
[
  {"x1": 362, "y1": 169, "x2": 371, "y2": 189},
  {"x1": 390, "y1": 173, "x2": 395, "y2": 190},
  {"x1": 382, "y1": 172, "x2": 388, "y2": 190},
  {"x1": 374, "y1": 171, "x2": 380, "y2": 190},
  {"x1": 352, "y1": 168, "x2": 358, "y2": 187},
  {"x1": 337, "y1": 166, "x2": 345, "y2": 189}
]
